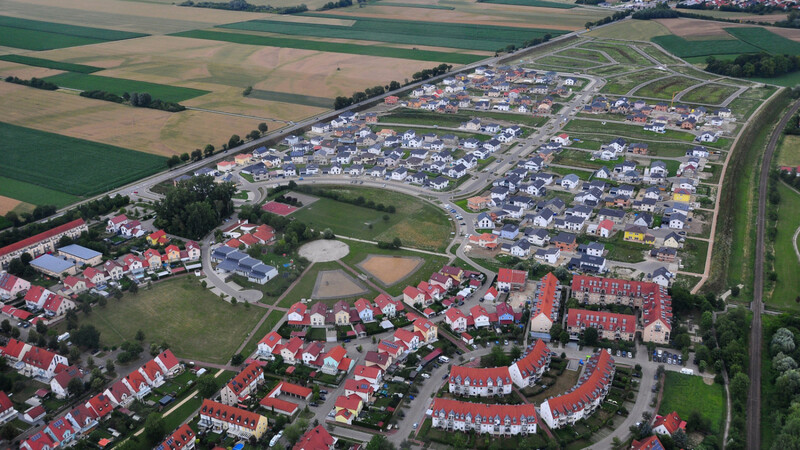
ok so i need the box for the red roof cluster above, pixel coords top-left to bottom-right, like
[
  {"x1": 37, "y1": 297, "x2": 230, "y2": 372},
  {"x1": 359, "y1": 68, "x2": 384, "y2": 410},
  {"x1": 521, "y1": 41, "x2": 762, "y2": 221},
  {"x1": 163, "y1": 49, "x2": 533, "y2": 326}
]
[
  {"x1": 571, "y1": 275, "x2": 672, "y2": 331},
  {"x1": 0, "y1": 219, "x2": 85, "y2": 258},
  {"x1": 567, "y1": 309, "x2": 636, "y2": 334},
  {"x1": 543, "y1": 350, "x2": 615, "y2": 419},
  {"x1": 200, "y1": 399, "x2": 263, "y2": 430},
  {"x1": 156, "y1": 424, "x2": 195, "y2": 450},
  {"x1": 497, "y1": 267, "x2": 526, "y2": 285},
  {"x1": 293, "y1": 425, "x2": 335, "y2": 450},
  {"x1": 430, "y1": 398, "x2": 538, "y2": 426},
  {"x1": 449, "y1": 365, "x2": 511, "y2": 387}
]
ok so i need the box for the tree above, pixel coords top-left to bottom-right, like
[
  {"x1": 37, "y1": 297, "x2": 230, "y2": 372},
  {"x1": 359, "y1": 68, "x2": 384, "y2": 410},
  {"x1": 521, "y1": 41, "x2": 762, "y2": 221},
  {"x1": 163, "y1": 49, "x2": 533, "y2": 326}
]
[
  {"x1": 583, "y1": 327, "x2": 599, "y2": 347},
  {"x1": 366, "y1": 435, "x2": 396, "y2": 450},
  {"x1": 135, "y1": 329, "x2": 145, "y2": 341},
  {"x1": 129, "y1": 282, "x2": 138, "y2": 294},
  {"x1": 197, "y1": 374, "x2": 218, "y2": 398},
  {"x1": 144, "y1": 413, "x2": 166, "y2": 446},
  {"x1": 0, "y1": 320, "x2": 10, "y2": 334},
  {"x1": 228, "y1": 134, "x2": 242, "y2": 149},
  {"x1": 67, "y1": 377, "x2": 84, "y2": 397},
  {"x1": 231, "y1": 353, "x2": 244, "y2": 366},
  {"x1": 166, "y1": 155, "x2": 181, "y2": 168},
  {"x1": 72, "y1": 325, "x2": 101, "y2": 350},
  {"x1": 180, "y1": 152, "x2": 190, "y2": 162},
  {"x1": 392, "y1": 237, "x2": 402, "y2": 248},
  {"x1": 730, "y1": 372, "x2": 750, "y2": 400},
  {"x1": 191, "y1": 149, "x2": 202, "y2": 161},
  {"x1": 672, "y1": 429, "x2": 689, "y2": 449},
  {"x1": 283, "y1": 423, "x2": 304, "y2": 444},
  {"x1": 775, "y1": 353, "x2": 798, "y2": 373},
  {"x1": 106, "y1": 360, "x2": 115, "y2": 374},
  {"x1": 323, "y1": 228, "x2": 335, "y2": 239},
  {"x1": 258, "y1": 122, "x2": 268, "y2": 134},
  {"x1": 510, "y1": 345, "x2": 522, "y2": 361},
  {"x1": 700, "y1": 310, "x2": 713, "y2": 332},
  {"x1": 772, "y1": 328, "x2": 796, "y2": 355},
  {"x1": 204, "y1": 144, "x2": 215, "y2": 157}
]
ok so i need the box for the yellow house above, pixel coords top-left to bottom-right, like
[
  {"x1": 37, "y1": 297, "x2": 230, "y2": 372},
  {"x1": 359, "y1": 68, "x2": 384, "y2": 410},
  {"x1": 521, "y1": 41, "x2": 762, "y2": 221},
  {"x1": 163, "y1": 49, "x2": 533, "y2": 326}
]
[
  {"x1": 165, "y1": 245, "x2": 181, "y2": 262},
  {"x1": 414, "y1": 319, "x2": 438, "y2": 343},
  {"x1": 334, "y1": 300, "x2": 350, "y2": 326},
  {"x1": 334, "y1": 394, "x2": 363, "y2": 424},
  {"x1": 672, "y1": 189, "x2": 691, "y2": 202},
  {"x1": 623, "y1": 225, "x2": 647, "y2": 243},
  {"x1": 663, "y1": 234, "x2": 681, "y2": 249}
]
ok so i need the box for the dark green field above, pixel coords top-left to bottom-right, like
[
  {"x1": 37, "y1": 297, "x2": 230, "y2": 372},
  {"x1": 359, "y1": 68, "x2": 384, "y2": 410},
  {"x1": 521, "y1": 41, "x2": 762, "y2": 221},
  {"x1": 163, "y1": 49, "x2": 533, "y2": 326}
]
[
  {"x1": 477, "y1": 0, "x2": 575, "y2": 8},
  {"x1": 0, "y1": 16, "x2": 146, "y2": 50},
  {"x1": 0, "y1": 55, "x2": 103, "y2": 74},
  {"x1": 724, "y1": 27, "x2": 800, "y2": 55},
  {"x1": 0, "y1": 176, "x2": 80, "y2": 208},
  {"x1": 651, "y1": 35, "x2": 760, "y2": 58},
  {"x1": 0, "y1": 122, "x2": 166, "y2": 197},
  {"x1": 171, "y1": 29, "x2": 484, "y2": 64},
  {"x1": 375, "y1": 2, "x2": 455, "y2": 9},
  {"x1": 218, "y1": 16, "x2": 562, "y2": 52},
  {"x1": 248, "y1": 89, "x2": 332, "y2": 108},
  {"x1": 43, "y1": 72, "x2": 209, "y2": 103}
]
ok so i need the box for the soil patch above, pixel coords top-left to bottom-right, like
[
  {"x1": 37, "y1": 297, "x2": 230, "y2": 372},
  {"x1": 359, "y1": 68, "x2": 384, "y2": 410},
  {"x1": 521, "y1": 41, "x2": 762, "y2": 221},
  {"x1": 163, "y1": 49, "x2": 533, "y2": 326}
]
[
  {"x1": 0, "y1": 195, "x2": 22, "y2": 215},
  {"x1": 298, "y1": 240, "x2": 350, "y2": 263},
  {"x1": 357, "y1": 254, "x2": 423, "y2": 286},
  {"x1": 312, "y1": 269, "x2": 369, "y2": 299}
]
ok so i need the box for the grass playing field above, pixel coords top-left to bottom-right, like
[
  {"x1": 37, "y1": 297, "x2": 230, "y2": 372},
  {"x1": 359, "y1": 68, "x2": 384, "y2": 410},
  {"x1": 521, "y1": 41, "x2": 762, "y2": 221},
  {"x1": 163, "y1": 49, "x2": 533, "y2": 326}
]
[
  {"x1": 43, "y1": 72, "x2": 210, "y2": 103},
  {"x1": 767, "y1": 182, "x2": 800, "y2": 311},
  {"x1": 0, "y1": 16, "x2": 146, "y2": 51},
  {"x1": 171, "y1": 29, "x2": 485, "y2": 64},
  {"x1": 0, "y1": 121, "x2": 166, "y2": 197},
  {"x1": 80, "y1": 277, "x2": 262, "y2": 364},
  {"x1": 0, "y1": 55, "x2": 103, "y2": 74},
  {"x1": 659, "y1": 372, "x2": 726, "y2": 435},
  {"x1": 291, "y1": 187, "x2": 453, "y2": 252},
  {"x1": 219, "y1": 16, "x2": 560, "y2": 52}
]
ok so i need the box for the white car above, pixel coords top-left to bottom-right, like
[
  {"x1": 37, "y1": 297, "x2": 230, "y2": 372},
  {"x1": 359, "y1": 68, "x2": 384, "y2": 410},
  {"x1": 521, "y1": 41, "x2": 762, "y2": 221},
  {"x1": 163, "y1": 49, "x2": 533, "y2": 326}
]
[{"x1": 421, "y1": 373, "x2": 431, "y2": 379}]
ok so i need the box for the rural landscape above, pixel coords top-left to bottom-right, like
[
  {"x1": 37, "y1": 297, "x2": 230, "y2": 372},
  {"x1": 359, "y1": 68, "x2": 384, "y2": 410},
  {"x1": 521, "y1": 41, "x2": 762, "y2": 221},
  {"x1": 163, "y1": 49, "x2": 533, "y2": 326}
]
[{"x1": 1, "y1": 0, "x2": 800, "y2": 448}]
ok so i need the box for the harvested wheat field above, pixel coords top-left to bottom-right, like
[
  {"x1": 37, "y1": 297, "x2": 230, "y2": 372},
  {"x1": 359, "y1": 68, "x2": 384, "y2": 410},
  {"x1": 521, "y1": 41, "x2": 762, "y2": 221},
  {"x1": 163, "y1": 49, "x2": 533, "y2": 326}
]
[
  {"x1": 655, "y1": 18, "x2": 738, "y2": 39},
  {"x1": 357, "y1": 255, "x2": 424, "y2": 286},
  {"x1": 0, "y1": 196, "x2": 24, "y2": 216},
  {"x1": 312, "y1": 269, "x2": 369, "y2": 299},
  {"x1": 0, "y1": 61, "x2": 64, "y2": 79}
]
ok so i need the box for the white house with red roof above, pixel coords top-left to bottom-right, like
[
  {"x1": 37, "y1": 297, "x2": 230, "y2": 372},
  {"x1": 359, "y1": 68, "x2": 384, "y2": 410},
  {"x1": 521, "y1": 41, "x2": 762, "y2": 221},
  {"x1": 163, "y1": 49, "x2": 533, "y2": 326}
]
[
  {"x1": 0, "y1": 391, "x2": 17, "y2": 424},
  {"x1": 449, "y1": 366, "x2": 513, "y2": 397},
  {"x1": 156, "y1": 424, "x2": 195, "y2": 450},
  {"x1": 62, "y1": 275, "x2": 94, "y2": 295},
  {"x1": 530, "y1": 273, "x2": 561, "y2": 334},
  {"x1": 44, "y1": 417, "x2": 78, "y2": 446},
  {"x1": 509, "y1": 340, "x2": 552, "y2": 388},
  {"x1": 652, "y1": 411, "x2": 686, "y2": 436},
  {"x1": 25, "y1": 287, "x2": 75, "y2": 317},
  {"x1": 21, "y1": 346, "x2": 68, "y2": 380},
  {"x1": 497, "y1": 268, "x2": 527, "y2": 292},
  {"x1": 185, "y1": 241, "x2": 201, "y2": 261},
  {"x1": 82, "y1": 266, "x2": 106, "y2": 286},
  {"x1": 403, "y1": 285, "x2": 430, "y2": 307},
  {"x1": 280, "y1": 337, "x2": 304, "y2": 364},
  {"x1": 469, "y1": 305, "x2": 492, "y2": 328},
  {"x1": 103, "y1": 260, "x2": 124, "y2": 280},
  {"x1": 353, "y1": 365, "x2": 383, "y2": 388},
  {"x1": 85, "y1": 393, "x2": 114, "y2": 420},
  {"x1": 64, "y1": 404, "x2": 96, "y2": 433},
  {"x1": 154, "y1": 349, "x2": 182, "y2": 377},
  {"x1": 539, "y1": 350, "x2": 615, "y2": 429},
  {"x1": 287, "y1": 302, "x2": 308, "y2": 325},
  {"x1": 121, "y1": 369, "x2": 152, "y2": 400},
  {"x1": 302, "y1": 341, "x2": 325, "y2": 366},
  {"x1": 417, "y1": 281, "x2": 445, "y2": 301},
  {"x1": 50, "y1": 365, "x2": 82, "y2": 399},
  {"x1": 374, "y1": 294, "x2": 401, "y2": 318},
  {"x1": 23, "y1": 405, "x2": 46, "y2": 423},
  {"x1": 429, "y1": 272, "x2": 454, "y2": 290},
  {"x1": 0, "y1": 272, "x2": 30, "y2": 299},
  {"x1": 257, "y1": 331, "x2": 282, "y2": 357},
  {"x1": 220, "y1": 362, "x2": 264, "y2": 405},
  {"x1": 295, "y1": 425, "x2": 336, "y2": 449},
  {"x1": 445, "y1": 308, "x2": 468, "y2": 333},
  {"x1": 344, "y1": 379, "x2": 374, "y2": 403},
  {"x1": 483, "y1": 286, "x2": 498, "y2": 302},
  {"x1": 430, "y1": 398, "x2": 538, "y2": 436},
  {"x1": 104, "y1": 379, "x2": 135, "y2": 407},
  {"x1": 354, "y1": 298, "x2": 374, "y2": 323},
  {"x1": 377, "y1": 339, "x2": 405, "y2": 359},
  {"x1": 139, "y1": 359, "x2": 167, "y2": 387},
  {"x1": 20, "y1": 430, "x2": 56, "y2": 450},
  {"x1": 551, "y1": 133, "x2": 571, "y2": 146},
  {"x1": 122, "y1": 254, "x2": 145, "y2": 274},
  {"x1": 393, "y1": 328, "x2": 422, "y2": 350},
  {"x1": 106, "y1": 214, "x2": 128, "y2": 233}
]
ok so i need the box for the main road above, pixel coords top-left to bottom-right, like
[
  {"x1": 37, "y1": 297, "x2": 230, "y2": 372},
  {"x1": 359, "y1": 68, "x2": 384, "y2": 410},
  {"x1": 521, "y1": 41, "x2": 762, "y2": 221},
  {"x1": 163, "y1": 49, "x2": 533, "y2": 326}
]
[{"x1": 746, "y1": 98, "x2": 800, "y2": 450}]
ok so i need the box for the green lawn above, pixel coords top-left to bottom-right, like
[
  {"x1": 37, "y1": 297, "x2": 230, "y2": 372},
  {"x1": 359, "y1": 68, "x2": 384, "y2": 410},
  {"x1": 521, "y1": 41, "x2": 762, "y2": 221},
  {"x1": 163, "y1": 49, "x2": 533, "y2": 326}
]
[
  {"x1": 240, "y1": 311, "x2": 283, "y2": 358},
  {"x1": 659, "y1": 372, "x2": 726, "y2": 435},
  {"x1": 0, "y1": 122, "x2": 166, "y2": 197},
  {"x1": 633, "y1": 76, "x2": 701, "y2": 100},
  {"x1": 79, "y1": 277, "x2": 262, "y2": 364},
  {"x1": 0, "y1": 175, "x2": 80, "y2": 208},
  {"x1": 563, "y1": 119, "x2": 697, "y2": 142},
  {"x1": 248, "y1": 89, "x2": 332, "y2": 109},
  {"x1": 0, "y1": 54, "x2": 102, "y2": 73},
  {"x1": 276, "y1": 260, "x2": 378, "y2": 308},
  {"x1": 681, "y1": 83, "x2": 739, "y2": 105},
  {"x1": 683, "y1": 238, "x2": 709, "y2": 274},
  {"x1": 601, "y1": 69, "x2": 669, "y2": 95},
  {"x1": 44, "y1": 72, "x2": 209, "y2": 103},
  {"x1": 478, "y1": 0, "x2": 576, "y2": 8},
  {"x1": 292, "y1": 186, "x2": 453, "y2": 252},
  {"x1": 0, "y1": 16, "x2": 146, "y2": 51},
  {"x1": 378, "y1": 108, "x2": 547, "y2": 128},
  {"x1": 768, "y1": 182, "x2": 800, "y2": 311},
  {"x1": 171, "y1": 30, "x2": 484, "y2": 65}
]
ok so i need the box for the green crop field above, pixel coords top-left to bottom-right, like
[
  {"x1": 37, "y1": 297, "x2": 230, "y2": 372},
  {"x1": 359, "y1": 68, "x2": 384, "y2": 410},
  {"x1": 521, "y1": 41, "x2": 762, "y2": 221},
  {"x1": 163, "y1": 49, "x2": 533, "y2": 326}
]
[
  {"x1": 0, "y1": 55, "x2": 103, "y2": 73},
  {"x1": 633, "y1": 76, "x2": 700, "y2": 100},
  {"x1": 681, "y1": 83, "x2": 739, "y2": 105},
  {"x1": 768, "y1": 182, "x2": 800, "y2": 311},
  {"x1": 171, "y1": 29, "x2": 484, "y2": 64},
  {"x1": 79, "y1": 277, "x2": 261, "y2": 364},
  {"x1": 0, "y1": 122, "x2": 166, "y2": 197},
  {"x1": 43, "y1": 72, "x2": 209, "y2": 103},
  {"x1": 724, "y1": 27, "x2": 800, "y2": 55},
  {"x1": 651, "y1": 35, "x2": 760, "y2": 58},
  {"x1": 0, "y1": 16, "x2": 146, "y2": 50},
  {"x1": 218, "y1": 16, "x2": 562, "y2": 52},
  {"x1": 376, "y1": 2, "x2": 455, "y2": 8},
  {"x1": 292, "y1": 186, "x2": 453, "y2": 252},
  {"x1": 578, "y1": 42, "x2": 651, "y2": 66},
  {"x1": 659, "y1": 372, "x2": 726, "y2": 435},
  {"x1": 601, "y1": 69, "x2": 669, "y2": 95},
  {"x1": 248, "y1": 89, "x2": 332, "y2": 108},
  {"x1": 536, "y1": 55, "x2": 598, "y2": 69},
  {"x1": 379, "y1": 108, "x2": 547, "y2": 128},
  {"x1": 477, "y1": 0, "x2": 575, "y2": 8},
  {"x1": 0, "y1": 176, "x2": 80, "y2": 208}
]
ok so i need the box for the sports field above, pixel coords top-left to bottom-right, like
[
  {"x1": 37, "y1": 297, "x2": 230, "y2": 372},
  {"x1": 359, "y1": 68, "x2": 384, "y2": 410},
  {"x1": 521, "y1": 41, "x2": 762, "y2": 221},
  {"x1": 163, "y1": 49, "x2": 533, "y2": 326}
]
[
  {"x1": 659, "y1": 372, "x2": 726, "y2": 435},
  {"x1": 0, "y1": 16, "x2": 146, "y2": 50},
  {"x1": 43, "y1": 72, "x2": 209, "y2": 103},
  {"x1": 80, "y1": 277, "x2": 261, "y2": 364},
  {"x1": 0, "y1": 121, "x2": 166, "y2": 197}
]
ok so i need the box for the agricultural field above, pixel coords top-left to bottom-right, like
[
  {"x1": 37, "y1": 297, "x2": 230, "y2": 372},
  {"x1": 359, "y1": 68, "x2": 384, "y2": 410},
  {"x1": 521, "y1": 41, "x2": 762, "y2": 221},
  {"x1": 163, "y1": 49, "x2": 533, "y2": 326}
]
[
  {"x1": 247, "y1": 89, "x2": 333, "y2": 109},
  {"x1": 0, "y1": 16, "x2": 146, "y2": 51},
  {"x1": 0, "y1": 55, "x2": 102, "y2": 73},
  {"x1": 0, "y1": 121, "x2": 166, "y2": 197},
  {"x1": 578, "y1": 41, "x2": 652, "y2": 66},
  {"x1": 0, "y1": 176, "x2": 80, "y2": 210},
  {"x1": 477, "y1": 0, "x2": 575, "y2": 8},
  {"x1": 586, "y1": 19, "x2": 672, "y2": 41},
  {"x1": 776, "y1": 134, "x2": 800, "y2": 167},
  {"x1": 767, "y1": 182, "x2": 800, "y2": 311},
  {"x1": 44, "y1": 72, "x2": 209, "y2": 103},
  {"x1": 651, "y1": 35, "x2": 759, "y2": 59},
  {"x1": 632, "y1": 76, "x2": 702, "y2": 100},
  {"x1": 601, "y1": 69, "x2": 670, "y2": 95},
  {"x1": 379, "y1": 108, "x2": 548, "y2": 128},
  {"x1": 78, "y1": 277, "x2": 262, "y2": 364},
  {"x1": 724, "y1": 27, "x2": 800, "y2": 54},
  {"x1": 660, "y1": 372, "x2": 726, "y2": 435},
  {"x1": 680, "y1": 83, "x2": 740, "y2": 105},
  {"x1": 291, "y1": 186, "x2": 453, "y2": 252}
]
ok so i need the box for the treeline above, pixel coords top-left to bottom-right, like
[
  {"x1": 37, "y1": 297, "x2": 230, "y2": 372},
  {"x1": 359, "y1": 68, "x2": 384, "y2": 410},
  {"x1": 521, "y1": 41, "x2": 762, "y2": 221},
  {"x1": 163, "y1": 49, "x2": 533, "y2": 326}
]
[
  {"x1": 165, "y1": 124, "x2": 267, "y2": 168},
  {"x1": 291, "y1": 185, "x2": 397, "y2": 212},
  {"x1": 677, "y1": 1, "x2": 779, "y2": 14},
  {"x1": 631, "y1": 7, "x2": 678, "y2": 20},
  {"x1": 81, "y1": 90, "x2": 186, "y2": 112},
  {"x1": 585, "y1": 10, "x2": 630, "y2": 28},
  {"x1": 179, "y1": 0, "x2": 308, "y2": 14},
  {"x1": 0, "y1": 194, "x2": 129, "y2": 247},
  {"x1": 705, "y1": 53, "x2": 800, "y2": 79},
  {"x1": 574, "y1": 0, "x2": 602, "y2": 4},
  {"x1": 764, "y1": 315, "x2": 800, "y2": 449},
  {"x1": 333, "y1": 64, "x2": 451, "y2": 109},
  {"x1": 5, "y1": 76, "x2": 58, "y2": 90},
  {"x1": 775, "y1": 10, "x2": 800, "y2": 29},
  {"x1": 497, "y1": 34, "x2": 553, "y2": 54},
  {"x1": 319, "y1": 0, "x2": 355, "y2": 11},
  {"x1": 154, "y1": 176, "x2": 236, "y2": 239}
]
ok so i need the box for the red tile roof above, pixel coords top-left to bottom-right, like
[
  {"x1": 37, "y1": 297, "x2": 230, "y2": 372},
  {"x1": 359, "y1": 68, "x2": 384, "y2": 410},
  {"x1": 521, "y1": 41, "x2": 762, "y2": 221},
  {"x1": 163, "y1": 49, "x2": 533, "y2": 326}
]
[
  {"x1": 22, "y1": 346, "x2": 59, "y2": 370},
  {"x1": 631, "y1": 435, "x2": 664, "y2": 450},
  {"x1": 543, "y1": 350, "x2": 615, "y2": 419},
  {"x1": 334, "y1": 394, "x2": 362, "y2": 411},
  {"x1": 511, "y1": 340, "x2": 551, "y2": 379},
  {"x1": 156, "y1": 424, "x2": 195, "y2": 450},
  {"x1": 354, "y1": 365, "x2": 381, "y2": 380},
  {"x1": 21, "y1": 431, "x2": 56, "y2": 450},
  {"x1": 430, "y1": 398, "x2": 538, "y2": 426},
  {"x1": 0, "y1": 391, "x2": 12, "y2": 413},
  {"x1": 449, "y1": 365, "x2": 511, "y2": 387},
  {"x1": 0, "y1": 219, "x2": 85, "y2": 258},
  {"x1": 571, "y1": 275, "x2": 671, "y2": 331},
  {"x1": 2, "y1": 338, "x2": 28, "y2": 359},
  {"x1": 653, "y1": 411, "x2": 686, "y2": 435},
  {"x1": 156, "y1": 349, "x2": 180, "y2": 372},
  {"x1": 226, "y1": 362, "x2": 263, "y2": 395},
  {"x1": 293, "y1": 425, "x2": 335, "y2": 450},
  {"x1": 567, "y1": 309, "x2": 636, "y2": 334},
  {"x1": 497, "y1": 268, "x2": 526, "y2": 285},
  {"x1": 531, "y1": 273, "x2": 559, "y2": 322},
  {"x1": 200, "y1": 399, "x2": 263, "y2": 431}
]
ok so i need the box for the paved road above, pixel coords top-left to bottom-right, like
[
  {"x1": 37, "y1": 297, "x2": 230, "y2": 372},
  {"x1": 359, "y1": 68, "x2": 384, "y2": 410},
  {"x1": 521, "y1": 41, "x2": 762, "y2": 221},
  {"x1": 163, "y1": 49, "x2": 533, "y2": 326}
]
[{"x1": 746, "y1": 98, "x2": 800, "y2": 450}]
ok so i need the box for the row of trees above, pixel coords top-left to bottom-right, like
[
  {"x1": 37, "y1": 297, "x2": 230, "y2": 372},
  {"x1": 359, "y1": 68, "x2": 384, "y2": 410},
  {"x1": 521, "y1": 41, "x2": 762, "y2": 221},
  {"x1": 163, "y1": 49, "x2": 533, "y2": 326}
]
[
  {"x1": 765, "y1": 315, "x2": 800, "y2": 448},
  {"x1": 318, "y1": 0, "x2": 352, "y2": 10},
  {"x1": 4, "y1": 76, "x2": 57, "y2": 90},
  {"x1": 79, "y1": 90, "x2": 186, "y2": 112},
  {"x1": 631, "y1": 6, "x2": 679, "y2": 20},
  {"x1": 705, "y1": 53, "x2": 800, "y2": 79},
  {"x1": 166, "y1": 123, "x2": 269, "y2": 168},
  {"x1": 154, "y1": 175, "x2": 236, "y2": 239},
  {"x1": 332, "y1": 63, "x2": 451, "y2": 110},
  {"x1": 179, "y1": 0, "x2": 308, "y2": 14},
  {"x1": 585, "y1": 9, "x2": 630, "y2": 28}
]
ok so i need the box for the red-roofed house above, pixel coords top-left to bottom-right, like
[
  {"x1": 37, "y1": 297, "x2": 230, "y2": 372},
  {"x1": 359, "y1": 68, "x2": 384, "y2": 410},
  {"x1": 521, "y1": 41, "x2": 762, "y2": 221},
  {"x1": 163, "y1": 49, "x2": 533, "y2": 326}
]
[
  {"x1": 403, "y1": 286, "x2": 430, "y2": 307},
  {"x1": 413, "y1": 318, "x2": 438, "y2": 342},
  {"x1": 280, "y1": 337, "x2": 304, "y2": 364},
  {"x1": 293, "y1": 425, "x2": 336, "y2": 450},
  {"x1": 0, "y1": 272, "x2": 30, "y2": 299},
  {"x1": 497, "y1": 268, "x2": 527, "y2": 292},
  {"x1": 530, "y1": 273, "x2": 561, "y2": 334},
  {"x1": 445, "y1": 308, "x2": 468, "y2": 332},
  {"x1": 469, "y1": 233, "x2": 498, "y2": 249},
  {"x1": 44, "y1": 417, "x2": 78, "y2": 445},
  {"x1": 82, "y1": 266, "x2": 106, "y2": 285},
  {"x1": 0, "y1": 219, "x2": 86, "y2": 270},
  {"x1": 344, "y1": 379, "x2": 374, "y2": 403},
  {"x1": 199, "y1": 399, "x2": 269, "y2": 439},
  {"x1": 394, "y1": 328, "x2": 421, "y2": 350},
  {"x1": 322, "y1": 345, "x2": 352, "y2": 375},
  {"x1": 483, "y1": 287, "x2": 498, "y2": 302},
  {"x1": 0, "y1": 391, "x2": 17, "y2": 424},
  {"x1": 428, "y1": 272, "x2": 454, "y2": 290},
  {"x1": 470, "y1": 305, "x2": 492, "y2": 328},
  {"x1": 377, "y1": 340, "x2": 405, "y2": 359},
  {"x1": 539, "y1": 350, "x2": 615, "y2": 429},
  {"x1": 147, "y1": 230, "x2": 169, "y2": 246},
  {"x1": 287, "y1": 302, "x2": 308, "y2": 325},
  {"x1": 106, "y1": 214, "x2": 128, "y2": 234},
  {"x1": 21, "y1": 346, "x2": 68, "y2": 380},
  {"x1": 353, "y1": 365, "x2": 383, "y2": 387},
  {"x1": 652, "y1": 411, "x2": 686, "y2": 436},
  {"x1": 334, "y1": 394, "x2": 363, "y2": 424},
  {"x1": 143, "y1": 248, "x2": 162, "y2": 269},
  {"x1": 156, "y1": 424, "x2": 195, "y2": 450},
  {"x1": 260, "y1": 381, "x2": 311, "y2": 416},
  {"x1": 374, "y1": 294, "x2": 400, "y2": 318},
  {"x1": 2, "y1": 338, "x2": 30, "y2": 361},
  {"x1": 104, "y1": 379, "x2": 134, "y2": 407},
  {"x1": 354, "y1": 298, "x2": 374, "y2": 322},
  {"x1": 430, "y1": 398, "x2": 538, "y2": 436},
  {"x1": 631, "y1": 435, "x2": 665, "y2": 450},
  {"x1": 257, "y1": 331, "x2": 282, "y2": 357},
  {"x1": 20, "y1": 430, "x2": 57, "y2": 450},
  {"x1": 85, "y1": 393, "x2": 114, "y2": 420},
  {"x1": 509, "y1": 340, "x2": 552, "y2": 388},
  {"x1": 449, "y1": 366, "x2": 512, "y2": 397},
  {"x1": 185, "y1": 241, "x2": 201, "y2": 261},
  {"x1": 50, "y1": 365, "x2": 82, "y2": 399},
  {"x1": 567, "y1": 309, "x2": 636, "y2": 341},
  {"x1": 220, "y1": 362, "x2": 264, "y2": 405},
  {"x1": 121, "y1": 369, "x2": 151, "y2": 400},
  {"x1": 365, "y1": 351, "x2": 392, "y2": 371},
  {"x1": 596, "y1": 219, "x2": 615, "y2": 238},
  {"x1": 154, "y1": 349, "x2": 183, "y2": 377}
]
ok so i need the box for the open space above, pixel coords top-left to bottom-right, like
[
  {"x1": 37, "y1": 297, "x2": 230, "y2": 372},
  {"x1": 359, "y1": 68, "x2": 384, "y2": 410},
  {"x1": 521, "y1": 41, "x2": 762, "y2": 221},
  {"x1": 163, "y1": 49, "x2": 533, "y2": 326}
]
[
  {"x1": 44, "y1": 72, "x2": 209, "y2": 103},
  {"x1": 0, "y1": 16, "x2": 146, "y2": 51},
  {"x1": 357, "y1": 254, "x2": 424, "y2": 286},
  {"x1": 767, "y1": 182, "x2": 800, "y2": 311},
  {"x1": 311, "y1": 269, "x2": 370, "y2": 299},
  {"x1": 79, "y1": 277, "x2": 262, "y2": 364},
  {"x1": 659, "y1": 372, "x2": 726, "y2": 435}
]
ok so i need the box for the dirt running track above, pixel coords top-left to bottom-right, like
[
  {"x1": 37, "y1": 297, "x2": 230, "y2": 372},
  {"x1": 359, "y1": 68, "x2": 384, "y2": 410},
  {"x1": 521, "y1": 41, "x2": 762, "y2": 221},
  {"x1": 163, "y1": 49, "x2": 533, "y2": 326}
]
[{"x1": 747, "y1": 98, "x2": 800, "y2": 450}]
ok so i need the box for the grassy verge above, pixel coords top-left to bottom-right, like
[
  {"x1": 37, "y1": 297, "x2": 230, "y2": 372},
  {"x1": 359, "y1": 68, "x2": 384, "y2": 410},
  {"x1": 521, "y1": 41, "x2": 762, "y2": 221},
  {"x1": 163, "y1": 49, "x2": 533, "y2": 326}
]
[
  {"x1": 659, "y1": 371, "x2": 726, "y2": 436},
  {"x1": 240, "y1": 310, "x2": 283, "y2": 358},
  {"x1": 766, "y1": 182, "x2": 800, "y2": 311}
]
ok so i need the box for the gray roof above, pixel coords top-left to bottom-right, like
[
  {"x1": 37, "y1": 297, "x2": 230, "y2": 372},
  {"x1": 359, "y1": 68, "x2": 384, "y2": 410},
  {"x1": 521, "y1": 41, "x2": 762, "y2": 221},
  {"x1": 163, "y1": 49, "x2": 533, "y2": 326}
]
[
  {"x1": 30, "y1": 254, "x2": 75, "y2": 273},
  {"x1": 59, "y1": 244, "x2": 101, "y2": 260}
]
